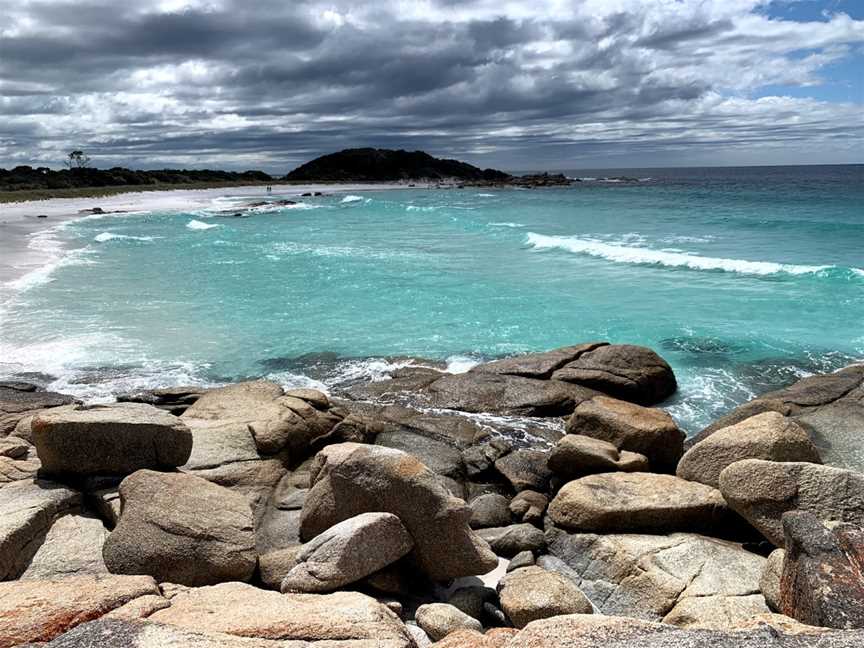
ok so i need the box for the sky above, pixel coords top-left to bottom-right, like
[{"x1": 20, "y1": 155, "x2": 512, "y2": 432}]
[{"x1": 0, "y1": 0, "x2": 862, "y2": 172}]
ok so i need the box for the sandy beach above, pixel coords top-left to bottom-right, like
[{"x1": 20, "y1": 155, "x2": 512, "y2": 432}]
[{"x1": 0, "y1": 182, "x2": 412, "y2": 287}]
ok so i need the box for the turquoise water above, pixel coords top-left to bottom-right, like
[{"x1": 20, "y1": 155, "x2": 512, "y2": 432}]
[{"x1": 2, "y1": 165, "x2": 862, "y2": 433}]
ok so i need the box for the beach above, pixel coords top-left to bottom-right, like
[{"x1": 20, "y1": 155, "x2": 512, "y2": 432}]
[{"x1": 0, "y1": 182, "x2": 415, "y2": 286}]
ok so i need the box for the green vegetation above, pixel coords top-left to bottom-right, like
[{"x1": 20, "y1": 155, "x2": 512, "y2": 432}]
[{"x1": 0, "y1": 162, "x2": 274, "y2": 203}]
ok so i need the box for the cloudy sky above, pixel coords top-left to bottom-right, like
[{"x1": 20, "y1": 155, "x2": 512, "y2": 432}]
[{"x1": 1, "y1": 0, "x2": 862, "y2": 172}]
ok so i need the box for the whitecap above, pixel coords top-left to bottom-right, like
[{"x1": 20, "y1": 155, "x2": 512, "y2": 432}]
[
  {"x1": 445, "y1": 355, "x2": 481, "y2": 373},
  {"x1": 187, "y1": 220, "x2": 220, "y2": 230},
  {"x1": 340, "y1": 195, "x2": 364, "y2": 204},
  {"x1": 525, "y1": 232, "x2": 858, "y2": 278},
  {"x1": 488, "y1": 222, "x2": 525, "y2": 228},
  {"x1": 94, "y1": 232, "x2": 157, "y2": 243},
  {"x1": 476, "y1": 193, "x2": 496, "y2": 197},
  {"x1": 406, "y1": 205, "x2": 437, "y2": 212}
]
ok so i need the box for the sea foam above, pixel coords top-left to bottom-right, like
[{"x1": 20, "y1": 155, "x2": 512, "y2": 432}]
[
  {"x1": 340, "y1": 195, "x2": 364, "y2": 204},
  {"x1": 94, "y1": 232, "x2": 157, "y2": 243},
  {"x1": 525, "y1": 232, "x2": 862, "y2": 278},
  {"x1": 187, "y1": 220, "x2": 220, "y2": 230}
]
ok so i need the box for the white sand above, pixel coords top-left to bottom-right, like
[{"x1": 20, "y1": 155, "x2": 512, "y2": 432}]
[{"x1": 0, "y1": 182, "x2": 413, "y2": 286}]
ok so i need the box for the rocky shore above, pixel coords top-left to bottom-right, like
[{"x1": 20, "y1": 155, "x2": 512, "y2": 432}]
[{"x1": 2, "y1": 342, "x2": 864, "y2": 647}]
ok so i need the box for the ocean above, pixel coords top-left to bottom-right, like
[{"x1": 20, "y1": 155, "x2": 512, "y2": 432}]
[{"x1": 1, "y1": 164, "x2": 862, "y2": 435}]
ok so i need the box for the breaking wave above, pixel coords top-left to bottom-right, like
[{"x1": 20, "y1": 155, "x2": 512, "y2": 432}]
[{"x1": 525, "y1": 232, "x2": 864, "y2": 279}]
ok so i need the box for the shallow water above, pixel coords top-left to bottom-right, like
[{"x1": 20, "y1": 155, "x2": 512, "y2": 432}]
[{"x1": 2, "y1": 165, "x2": 862, "y2": 434}]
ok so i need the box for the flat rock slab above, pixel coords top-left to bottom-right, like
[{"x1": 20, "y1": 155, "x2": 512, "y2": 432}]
[
  {"x1": 470, "y1": 343, "x2": 608, "y2": 379},
  {"x1": 505, "y1": 613, "x2": 864, "y2": 647},
  {"x1": 548, "y1": 472, "x2": 732, "y2": 535},
  {"x1": 33, "y1": 403, "x2": 192, "y2": 477},
  {"x1": 103, "y1": 469, "x2": 256, "y2": 586},
  {"x1": 425, "y1": 372, "x2": 598, "y2": 417},
  {"x1": 0, "y1": 574, "x2": 159, "y2": 647},
  {"x1": 545, "y1": 528, "x2": 767, "y2": 623},
  {"x1": 0, "y1": 478, "x2": 81, "y2": 580},
  {"x1": 20, "y1": 514, "x2": 108, "y2": 580},
  {"x1": 42, "y1": 617, "x2": 390, "y2": 647},
  {"x1": 148, "y1": 582, "x2": 414, "y2": 646},
  {"x1": 551, "y1": 344, "x2": 677, "y2": 406},
  {"x1": 719, "y1": 459, "x2": 864, "y2": 546}
]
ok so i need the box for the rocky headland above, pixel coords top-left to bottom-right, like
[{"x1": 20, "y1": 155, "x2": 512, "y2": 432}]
[
  {"x1": 2, "y1": 342, "x2": 864, "y2": 647},
  {"x1": 284, "y1": 148, "x2": 573, "y2": 187}
]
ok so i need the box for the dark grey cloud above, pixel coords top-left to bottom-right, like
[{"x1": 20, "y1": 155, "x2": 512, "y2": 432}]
[{"x1": 0, "y1": 0, "x2": 862, "y2": 171}]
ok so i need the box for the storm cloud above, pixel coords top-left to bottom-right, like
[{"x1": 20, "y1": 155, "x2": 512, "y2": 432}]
[{"x1": 1, "y1": 0, "x2": 862, "y2": 171}]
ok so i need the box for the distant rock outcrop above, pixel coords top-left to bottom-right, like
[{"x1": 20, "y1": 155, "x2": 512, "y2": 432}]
[{"x1": 284, "y1": 148, "x2": 511, "y2": 183}]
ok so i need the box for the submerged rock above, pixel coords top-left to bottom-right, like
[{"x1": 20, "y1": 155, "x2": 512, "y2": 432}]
[{"x1": 102, "y1": 470, "x2": 256, "y2": 586}]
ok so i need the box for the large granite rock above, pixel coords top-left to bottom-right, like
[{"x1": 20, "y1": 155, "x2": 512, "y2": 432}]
[
  {"x1": 677, "y1": 412, "x2": 821, "y2": 488},
  {"x1": 41, "y1": 618, "x2": 343, "y2": 648},
  {"x1": 551, "y1": 344, "x2": 677, "y2": 405},
  {"x1": 300, "y1": 443, "x2": 498, "y2": 581},
  {"x1": 565, "y1": 396, "x2": 684, "y2": 472},
  {"x1": 548, "y1": 434, "x2": 648, "y2": 479},
  {"x1": 20, "y1": 514, "x2": 108, "y2": 579},
  {"x1": 0, "y1": 574, "x2": 159, "y2": 647},
  {"x1": 780, "y1": 511, "x2": 864, "y2": 629},
  {"x1": 0, "y1": 383, "x2": 76, "y2": 437},
  {"x1": 548, "y1": 472, "x2": 732, "y2": 534},
  {"x1": 494, "y1": 449, "x2": 551, "y2": 492},
  {"x1": 103, "y1": 470, "x2": 256, "y2": 586},
  {"x1": 416, "y1": 603, "x2": 482, "y2": 641},
  {"x1": 503, "y1": 613, "x2": 864, "y2": 648},
  {"x1": 181, "y1": 381, "x2": 341, "y2": 458},
  {"x1": 0, "y1": 478, "x2": 81, "y2": 580},
  {"x1": 148, "y1": 582, "x2": 414, "y2": 646},
  {"x1": 280, "y1": 512, "x2": 413, "y2": 593},
  {"x1": 545, "y1": 528, "x2": 767, "y2": 624},
  {"x1": 470, "y1": 343, "x2": 608, "y2": 379},
  {"x1": 691, "y1": 364, "x2": 864, "y2": 474},
  {"x1": 719, "y1": 460, "x2": 864, "y2": 546},
  {"x1": 117, "y1": 386, "x2": 208, "y2": 415},
  {"x1": 0, "y1": 446, "x2": 40, "y2": 485},
  {"x1": 425, "y1": 372, "x2": 598, "y2": 417},
  {"x1": 497, "y1": 566, "x2": 592, "y2": 628},
  {"x1": 469, "y1": 493, "x2": 512, "y2": 529},
  {"x1": 477, "y1": 524, "x2": 546, "y2": 557},
  {"x1": 32, "y1": 403, "x2": 192, "y2": 478},
  {"x1": 761, "y1": 548, "x2": 785, "y2": 611}
]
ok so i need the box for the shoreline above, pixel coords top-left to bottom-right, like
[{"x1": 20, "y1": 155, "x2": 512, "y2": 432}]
[{"x1": 0, "y1": 181, "x2": 418, "y2": 287}]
